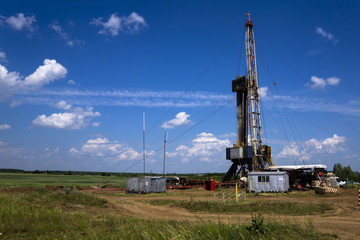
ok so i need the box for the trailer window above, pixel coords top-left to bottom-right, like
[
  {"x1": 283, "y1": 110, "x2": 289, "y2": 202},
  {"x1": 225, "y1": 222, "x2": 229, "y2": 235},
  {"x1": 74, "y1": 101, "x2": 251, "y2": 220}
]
[{"x1": 258, "y1": 175, "x2": 270, "y2": 183}]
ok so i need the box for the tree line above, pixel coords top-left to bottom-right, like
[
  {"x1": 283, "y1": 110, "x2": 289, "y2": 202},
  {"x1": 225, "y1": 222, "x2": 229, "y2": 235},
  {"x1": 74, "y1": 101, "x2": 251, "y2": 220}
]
[{"x1": 333, "y1": 163, "x2": 360, "y2": 182}]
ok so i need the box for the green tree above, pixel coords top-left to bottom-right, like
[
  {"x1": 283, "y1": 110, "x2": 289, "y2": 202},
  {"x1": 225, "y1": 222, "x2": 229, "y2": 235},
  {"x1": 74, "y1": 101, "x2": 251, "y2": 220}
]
[{"x1": 333, "y1": 163, "x2": 359, "y2": 182}]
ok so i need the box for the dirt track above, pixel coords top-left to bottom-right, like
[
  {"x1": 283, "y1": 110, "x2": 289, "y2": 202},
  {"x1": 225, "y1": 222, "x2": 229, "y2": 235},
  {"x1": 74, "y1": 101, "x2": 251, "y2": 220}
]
[{"x1": 86, "y1": 187, "x2": 360, "y2": 240}]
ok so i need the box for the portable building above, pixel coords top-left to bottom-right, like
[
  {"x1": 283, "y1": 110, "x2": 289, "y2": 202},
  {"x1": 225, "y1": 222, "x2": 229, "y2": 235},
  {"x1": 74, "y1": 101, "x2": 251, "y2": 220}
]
[
  {"x1": 126, "y1": 177, "x2": 166, "y2": 193},
  {"x1": 265, "y1": 164, "x2": 327, "y2": 187},
  {"x1": 248, "y1": 171, "x2": 289, "y2": 193}
]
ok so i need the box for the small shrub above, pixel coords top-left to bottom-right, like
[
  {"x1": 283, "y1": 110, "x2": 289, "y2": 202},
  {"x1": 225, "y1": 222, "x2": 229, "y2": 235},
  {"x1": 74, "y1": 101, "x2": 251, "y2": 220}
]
[
  {"x1": 246, "y1": 214, "x2": 269, "y2": 236},
  {"x1": 345, "y1": 183, "x2": 357, "y2": 189}
]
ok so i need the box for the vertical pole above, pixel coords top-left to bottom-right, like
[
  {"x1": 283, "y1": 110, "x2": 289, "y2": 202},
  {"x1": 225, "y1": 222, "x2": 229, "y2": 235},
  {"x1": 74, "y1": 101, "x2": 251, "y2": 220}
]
[
  {"x1": 358, "y1": 189, "x2": 360, "y2": 205},
  {"x1": 248, "y1": 176, "x2": 251, "y2": 193},
  {"x1": 143, "y1": 112, "x2": 145, "y2": 176},
  {"x1": 163, "y1": 123, "x2": 167, "y2": 177},
  {"x1": 236, "y1": 183, "x2": 238, "y2": 203}
]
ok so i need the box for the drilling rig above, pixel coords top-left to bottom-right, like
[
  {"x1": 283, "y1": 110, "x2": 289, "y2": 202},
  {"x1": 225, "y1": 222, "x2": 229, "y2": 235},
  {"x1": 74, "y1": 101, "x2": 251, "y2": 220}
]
[{"x1": 222, "y1": 13, "x2": 273, "y2": 182}]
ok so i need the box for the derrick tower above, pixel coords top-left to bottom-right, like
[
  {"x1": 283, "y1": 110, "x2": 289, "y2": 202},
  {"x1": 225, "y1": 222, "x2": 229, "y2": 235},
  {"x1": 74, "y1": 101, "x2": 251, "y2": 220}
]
[{"x1": 222, "y1": 13, "x2": 273, "y2": 182}]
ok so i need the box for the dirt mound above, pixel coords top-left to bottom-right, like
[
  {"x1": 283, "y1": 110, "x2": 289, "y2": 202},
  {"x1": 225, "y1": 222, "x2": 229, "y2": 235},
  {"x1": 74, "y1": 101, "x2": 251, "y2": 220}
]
[
  {"x1": 45, "y1": 185, "x2": 64, "y2": 191},
  {"x1": 0, "y1": 186, "x2": 36, "y2": 193}
]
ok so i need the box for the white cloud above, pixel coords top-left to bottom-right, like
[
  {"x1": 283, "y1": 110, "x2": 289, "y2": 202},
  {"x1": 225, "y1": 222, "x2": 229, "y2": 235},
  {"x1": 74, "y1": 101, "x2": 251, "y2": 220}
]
[
  {"x1": 259, "y1": 87, "x2": 268, "y2": 99},
  {"x1": 92, "y1": 122, "x2": 100, "y2": 127},
  {"x1": 24, "y1": 59, "x2": 67, "y2": 89},
  {"x1": 0, "y1": 123, "x2": 11, "y2": 130},
  {"x1": 0, "y1": 51, "x2": 6, "y2": 62},
  {"x1": 118, "y1": 148, "x2": 140, "y2": 160},
  {"x1": 306, "y1": 134, "x2": 345, "y2": 154},
  {"x1": 326, "y1": 77, "x2": 340, "y2": 86},
  {"x1": 90, "y1": 12, "x2": 147, "y2": 36},
  {"x1": 308, "y1": 76, "x2": 340, "y2": 89},
  {"x1": 276, "y1": 144, "x2": 301, "y2": 158},
  {"x1": 218, "y1": 132, "x2": 237, "y2": 138},
  {"x1": 12, "y1": 88, "x2": 232, "y2": 108},
  {"x1": 55, "y1": 100, "x2": 72, "y2": 110},
  {"x1": 0, "y1": 142, "x2": 23, "y2": 159},
  {"x1": 32, "y1": 104, "x2": 100, "y2": 130},
  {"x1": 49, "y1": 22, "x2": 83, "y2": 47},
  {"x1": 68, "y1": 80, "x2": 76, "y2": 85},
  {"x1": 0, "y1": 13, "x2": 36, "y2": 32},
  {"x1": 162, "y1": 112, "x2": 192, "y2": 129},
  {"x1": 0, "y1": 64, "x2": 22, "y2": 99},
  {"x1": 168, "y1": 132, "x2": 230, "y2": 163},
  {"x1": 275, "y1": 134, "x2": 346, "y2": 161},
  {"x1": 315, "y1": 27, "x2": 339, "y2": 44},
  {"x1": 69, "y1": 137, "x2": 141, "y2": 161},
  {"x1": 0, "y1": 59, "x2": 67, "y2": 100}
]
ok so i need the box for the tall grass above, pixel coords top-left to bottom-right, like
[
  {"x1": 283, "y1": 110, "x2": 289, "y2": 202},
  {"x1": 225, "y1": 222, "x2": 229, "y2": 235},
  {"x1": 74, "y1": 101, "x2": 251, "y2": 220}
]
[
  {"x1": 0, "y1": 190, "x2": 336, "y2": 239},
  {"x1": 23, "y1": 187, "x2": 108, "y2": 207},
  {"x1": 148, "y1": 199, "x2": 333, "y2": 215}
]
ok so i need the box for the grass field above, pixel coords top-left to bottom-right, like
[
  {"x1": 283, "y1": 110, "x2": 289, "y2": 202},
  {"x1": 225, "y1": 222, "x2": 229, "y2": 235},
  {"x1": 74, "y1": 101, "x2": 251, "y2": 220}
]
[
  {"x1": 0, "y1": 187, "x2": 330, "y2": 240},
  {"x1": 0, "y1": 173, "x2": 357, "y2": 239},
  {"x1": 0, "y1": 173, "x2": 126, "y2": 188},
  {"x1": 148, "y1": 199, "x2": 333, "y2": 215}
]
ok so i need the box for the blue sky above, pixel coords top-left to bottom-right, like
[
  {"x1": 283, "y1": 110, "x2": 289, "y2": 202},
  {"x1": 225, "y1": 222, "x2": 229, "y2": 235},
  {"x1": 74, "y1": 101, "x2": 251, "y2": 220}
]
[{"x1": 1, "y1": 0, "x2": 360, "y2": 173}]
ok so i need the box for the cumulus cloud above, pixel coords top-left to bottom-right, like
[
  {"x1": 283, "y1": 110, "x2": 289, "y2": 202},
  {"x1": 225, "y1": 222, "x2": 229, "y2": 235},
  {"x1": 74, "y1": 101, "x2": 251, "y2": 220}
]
[
  {"x1": 24, "y1": 59, "x2": 67, "y2": 89},
  {"x1": 54, "y1": 100, "x2": 72, "y2": 110},
  {"x1": 276, "y1": 144, "x2": 301, "y2": 158},
  {"x1": 259, "y1": 87, "x2": 268, "y2": 99},
  {"x1": 90, "y1": 12, "x2": 147, "y2": 36},
  {"x1": 0, "y1": 13, "x2": 36, "y2": 32},
  {"x1": 167, "y1": 132, "x2": 230, "y2": 163},
  {"x1": 69, "y1": 137, "x2": 141, "y2": 161},
  {"x1": 49, "y1": 22, "x2": 83, "y2": 46},
  {"x1": 308, "y1": 76, "x2": 340, "y2": 89},
  {"x1": 315, "y1": 27, "x2": 339, "y2": 44},
  {"x1": 306, "y1": 134, "x2": 345, "y2": 154},
  {"x1": 162, "y1": 112, "x2": 192, "y2": 129},
  {"x1": 0, "y1": 123, "x2": 11, "y2": 130},
  {"x1": 32, "y1": 102, "x2": 100, "y2": 130},
  {"x1": 118, "y1": 148, "x2": 140, "y2": 160},
  {"x1": 276, "y1": 134, "x2": 346, "y2": 161},
  {"x1": 0, "y1": 59, "x2": 67, "y2": 100}
]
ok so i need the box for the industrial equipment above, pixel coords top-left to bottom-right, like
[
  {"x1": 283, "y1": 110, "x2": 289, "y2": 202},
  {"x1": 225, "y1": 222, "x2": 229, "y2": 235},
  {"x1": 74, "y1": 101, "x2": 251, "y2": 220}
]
[{"x1": 223, "y1": 13, "x2": 273, "y2": 182}]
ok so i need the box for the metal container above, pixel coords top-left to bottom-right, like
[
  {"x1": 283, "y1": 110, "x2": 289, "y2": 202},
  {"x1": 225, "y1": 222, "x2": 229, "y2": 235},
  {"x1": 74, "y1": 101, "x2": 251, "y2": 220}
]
[
  {"x1": 226, "y1": 146, "x2": 253, "y2": 160},
  {"x1": 126, "y1": 177, "x2": 166, "y2": 194},
  {"x1": 248, "y1": 171, "x2": 289, "y2": 193}
]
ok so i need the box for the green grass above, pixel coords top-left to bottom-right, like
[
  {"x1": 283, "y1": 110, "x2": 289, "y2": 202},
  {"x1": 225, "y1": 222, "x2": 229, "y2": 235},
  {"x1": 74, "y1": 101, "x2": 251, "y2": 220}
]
[
  {"x1": 23, "y1": 187, "x2": 108, "y2": 207},
  {"x1": 148, "y1": 199, "x2": 333, "y2": 215},
  {"x1": 0, "y1": 173, "x2": 126, "y2": 188},
  {"x1": 0, "y1": 190, "x2": 335, "y2": 240}
]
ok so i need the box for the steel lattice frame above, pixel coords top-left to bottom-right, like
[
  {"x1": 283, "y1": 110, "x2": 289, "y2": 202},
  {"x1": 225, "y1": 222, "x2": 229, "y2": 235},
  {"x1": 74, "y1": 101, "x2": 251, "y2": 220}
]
[{"x1": 245, "y1": 14, "x2": 262, "y2": 169}]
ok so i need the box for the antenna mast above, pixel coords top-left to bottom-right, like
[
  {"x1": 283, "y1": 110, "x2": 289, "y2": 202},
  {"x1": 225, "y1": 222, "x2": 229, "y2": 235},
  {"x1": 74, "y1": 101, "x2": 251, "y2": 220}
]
[
  {"x1": 163, "y1": 123, "x2": 167, "y2": 176},
  {"x1": 143, "y1": 112, "x2": 146, "y2": 176}
]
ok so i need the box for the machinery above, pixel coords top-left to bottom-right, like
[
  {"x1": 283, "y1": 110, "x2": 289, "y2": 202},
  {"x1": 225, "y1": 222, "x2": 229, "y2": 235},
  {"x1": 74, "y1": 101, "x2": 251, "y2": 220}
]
[{"x1": 223, "y1": 13, "x2": 273, "y2": 182}]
